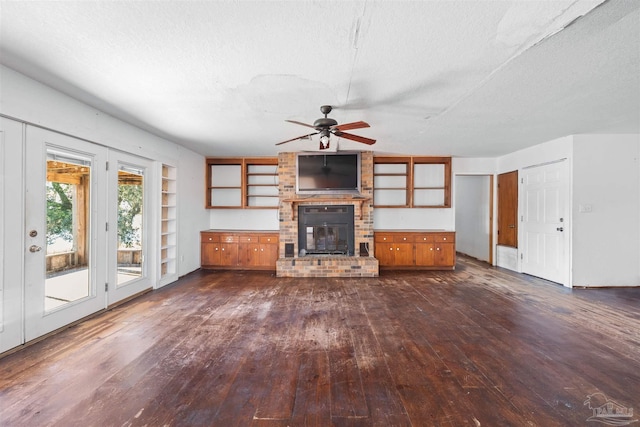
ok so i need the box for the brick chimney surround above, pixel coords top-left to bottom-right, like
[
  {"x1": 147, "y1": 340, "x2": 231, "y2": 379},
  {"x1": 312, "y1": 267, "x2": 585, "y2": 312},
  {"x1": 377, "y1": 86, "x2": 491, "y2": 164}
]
[{"x1": 275, "y1": 151, "x2": 379, "y2": 277}]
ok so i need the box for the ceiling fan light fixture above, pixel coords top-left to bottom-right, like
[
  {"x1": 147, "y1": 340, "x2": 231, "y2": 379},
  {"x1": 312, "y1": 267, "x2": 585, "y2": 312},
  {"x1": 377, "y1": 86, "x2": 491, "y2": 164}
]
[{"x1": 319, "y1": 130, "x2": 331, "y2": 149}]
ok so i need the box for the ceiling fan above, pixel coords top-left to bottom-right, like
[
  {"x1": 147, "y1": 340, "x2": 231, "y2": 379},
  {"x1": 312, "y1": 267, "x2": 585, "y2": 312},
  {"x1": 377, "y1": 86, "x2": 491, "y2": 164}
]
[{"x1": 276, "y1": 105, "x2": 376, "y2": 150}]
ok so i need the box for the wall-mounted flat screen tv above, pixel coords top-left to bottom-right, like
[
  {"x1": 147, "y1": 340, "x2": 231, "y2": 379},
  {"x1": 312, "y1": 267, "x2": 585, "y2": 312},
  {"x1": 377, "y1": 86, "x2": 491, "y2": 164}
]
[{"x1": 296, "y1": 153, "x2": 360, "y2": 194}]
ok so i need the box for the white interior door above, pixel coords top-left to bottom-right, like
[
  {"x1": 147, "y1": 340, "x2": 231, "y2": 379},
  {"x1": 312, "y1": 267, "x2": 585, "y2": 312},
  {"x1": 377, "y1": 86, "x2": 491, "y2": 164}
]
[
  {"x1": 0, "y1": 118, "x2": 25, "y2": 353},
  {"x1": 24, "y1": 127, "x2": 108, "y2": 341},
  {"x1": 106, "y1": 150, "x2": 154, "y2": 304},
  {"x1": 521, "y1": 160, "x2": 569, "y2": 286}
]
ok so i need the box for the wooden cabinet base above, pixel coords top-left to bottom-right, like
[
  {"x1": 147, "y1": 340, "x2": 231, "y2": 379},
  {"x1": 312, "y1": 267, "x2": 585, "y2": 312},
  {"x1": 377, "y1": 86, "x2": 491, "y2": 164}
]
[
  {"x1": 375, "y1": 230, "x2": 456, "y2": 270},
  {"x1": 201, "y1": 230, "x2": 278, "y2": 270}
]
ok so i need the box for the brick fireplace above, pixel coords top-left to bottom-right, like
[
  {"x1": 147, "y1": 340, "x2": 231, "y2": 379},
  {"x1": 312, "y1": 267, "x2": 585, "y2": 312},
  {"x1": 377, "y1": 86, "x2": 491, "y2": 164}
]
[{"x1": 276, "y1": 151, "x2": 379, "y2": 277}]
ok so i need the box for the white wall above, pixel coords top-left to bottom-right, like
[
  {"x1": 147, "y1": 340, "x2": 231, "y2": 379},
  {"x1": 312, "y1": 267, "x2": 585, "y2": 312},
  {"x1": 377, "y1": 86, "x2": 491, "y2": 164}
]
[
  {"x1": 373, "y1": 208, "x2": 454, "y2": 230},
  {"x1": 572, "y1": 134, "x2": 640, "y2": 287},
  {"x1": 209, "y1": 209, "x2": 279, "y2": 231},
  {"x1": 498, "y1": 135, "x2": 574, "y2": 174},
  {"x1": 455, "y1": 175, "x2": 491, "y2": 262},
  {"x1": 0, "y1": 65, "x2": 208, "y2": 278}
]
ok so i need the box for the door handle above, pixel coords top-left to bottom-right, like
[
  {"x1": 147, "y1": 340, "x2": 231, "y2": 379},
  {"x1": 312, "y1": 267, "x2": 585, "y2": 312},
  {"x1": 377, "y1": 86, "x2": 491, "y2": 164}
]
[
  {"x1": 508, "y1": 224, "x2": 515, "y2": 228},
  {"x1": 29, "y1": 245, "x2": 42, "y2": 253},
  {"x1": 556, "y1": 227, "x2": 564, "y2": 232}
]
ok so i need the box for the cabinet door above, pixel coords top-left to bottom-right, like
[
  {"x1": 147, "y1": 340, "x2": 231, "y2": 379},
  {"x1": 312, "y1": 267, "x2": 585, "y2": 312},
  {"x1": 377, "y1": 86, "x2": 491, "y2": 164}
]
[
  {"x1": 220, "y1": 243, "x2": 238, "y2": 266},
  {"x1": 394, "y1": 243, "x2": 414, "y2": 266},
  {"x1": 434, "y1": 243, "x2": 455, "y2": 266},
  {"x1": 259, "y1": 243, "x2": 279, "y2": 267},
  {"x1": 201, "y1": 243, "x2": 221, "y2": 266},
  {"x1": 415, "y1": 243, "x2": 435, "y2": 266},
  {"x1": 375, "y1": 242, "x2": 395, "y2": 266}
]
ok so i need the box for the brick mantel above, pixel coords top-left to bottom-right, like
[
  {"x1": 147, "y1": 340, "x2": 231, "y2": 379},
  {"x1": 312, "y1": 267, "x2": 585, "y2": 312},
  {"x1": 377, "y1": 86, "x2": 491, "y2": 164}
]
[{"x1": 282, "y1": 196, "x2": 371, "y2": 220}]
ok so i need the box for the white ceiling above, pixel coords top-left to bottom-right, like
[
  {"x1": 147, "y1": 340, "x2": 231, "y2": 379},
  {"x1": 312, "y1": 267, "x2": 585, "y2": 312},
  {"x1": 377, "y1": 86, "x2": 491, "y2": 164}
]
[{"x1": 1, "y1": 0, "x2": 638, "y2": 157}]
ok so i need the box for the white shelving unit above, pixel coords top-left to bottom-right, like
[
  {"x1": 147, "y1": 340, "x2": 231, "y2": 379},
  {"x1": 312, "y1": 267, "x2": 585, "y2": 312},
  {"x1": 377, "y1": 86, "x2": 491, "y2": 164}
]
[{"x1": 159, "y1": 164, "x2": 178, "y2": 287}]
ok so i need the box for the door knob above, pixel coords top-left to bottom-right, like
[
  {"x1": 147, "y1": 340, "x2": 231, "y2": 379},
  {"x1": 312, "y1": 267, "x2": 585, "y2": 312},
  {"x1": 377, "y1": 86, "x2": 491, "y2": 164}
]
[
  {"x1": 556, "y1": 227, "x2": 564, "y2": 232},
  {"x1": 29, "y1": 245, "x2": 42, "y2": 253}
]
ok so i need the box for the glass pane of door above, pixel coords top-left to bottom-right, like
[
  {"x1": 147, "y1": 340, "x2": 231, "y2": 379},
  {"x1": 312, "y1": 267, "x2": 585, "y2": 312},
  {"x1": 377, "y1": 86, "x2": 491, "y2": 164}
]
[
  {"x1": 45, "y1": 155, "x2": 91, "y2": 311},
  {"x1": 117, "y1": 168, "x2": 143, "y2": 285}
]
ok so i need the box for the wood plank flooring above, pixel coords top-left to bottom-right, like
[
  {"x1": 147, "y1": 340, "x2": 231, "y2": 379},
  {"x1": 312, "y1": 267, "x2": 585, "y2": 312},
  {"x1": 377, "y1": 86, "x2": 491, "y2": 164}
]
[{"x1": 1, "y1": 255, "x2": 639, "y2": 426}]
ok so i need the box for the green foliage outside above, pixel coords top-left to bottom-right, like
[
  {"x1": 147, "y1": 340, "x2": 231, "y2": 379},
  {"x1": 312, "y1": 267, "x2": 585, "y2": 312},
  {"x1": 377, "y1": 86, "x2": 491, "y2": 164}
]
[
  {"x1": 46, "y1": 182, "x2": 74, "y2": 245},
  {"x1": 46, "y1": 181, "x2": 143, "y2": 248},
  {"x1": 118, "y1": 183, "x2": 143, "y2": 248}
]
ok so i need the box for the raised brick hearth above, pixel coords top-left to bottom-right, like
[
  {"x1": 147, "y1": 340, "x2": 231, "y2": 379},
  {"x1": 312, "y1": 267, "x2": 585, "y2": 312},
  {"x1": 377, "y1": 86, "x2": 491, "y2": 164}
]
[{"x1": 276, "y1": 151, "x2": 378, "y2": 277}]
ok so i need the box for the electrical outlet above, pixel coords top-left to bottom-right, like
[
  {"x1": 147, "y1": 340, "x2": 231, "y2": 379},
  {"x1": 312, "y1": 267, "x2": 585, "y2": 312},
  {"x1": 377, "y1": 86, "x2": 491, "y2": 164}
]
[{"x1": 579, "y1": 204, "x2": 593, "y2": 213}]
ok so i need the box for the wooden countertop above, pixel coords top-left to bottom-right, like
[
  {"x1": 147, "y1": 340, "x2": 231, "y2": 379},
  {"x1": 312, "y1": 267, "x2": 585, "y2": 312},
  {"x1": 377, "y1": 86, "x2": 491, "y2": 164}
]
[
  {"x1": 201, "y1": 229, "x2": 279, "y2": 233},
  {"x1": 374, "y1": 229, "x2": 455, "y2": 233}
]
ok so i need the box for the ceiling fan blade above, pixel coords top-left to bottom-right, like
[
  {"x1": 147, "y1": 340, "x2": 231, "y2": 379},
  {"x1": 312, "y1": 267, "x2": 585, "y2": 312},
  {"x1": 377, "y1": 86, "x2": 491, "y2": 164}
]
[
  {"x1": 335, "y1": 132, "x2": 376, "y2": 145},
  {"x1": 332, "y1": 121, "x2": 370, "y2": 131},
  {"x1": 285, "y1": 119, "x2": 316, "y2": 129},
  {"x1": 275, "y1": 132, "x2": 319, "y2": 146}
]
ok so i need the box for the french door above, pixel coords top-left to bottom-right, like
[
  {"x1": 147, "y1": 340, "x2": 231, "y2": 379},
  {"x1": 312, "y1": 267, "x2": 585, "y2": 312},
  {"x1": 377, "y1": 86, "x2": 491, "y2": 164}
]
[
  {"x1": 25, "y1": 127, "x2": 108, "y2": 340},
  {"x1": 521, "y1": 160, "x2": 570, "y2": 286},
  {"x1": 106, "y1": 150, "x2": 153, "y2": 304}
]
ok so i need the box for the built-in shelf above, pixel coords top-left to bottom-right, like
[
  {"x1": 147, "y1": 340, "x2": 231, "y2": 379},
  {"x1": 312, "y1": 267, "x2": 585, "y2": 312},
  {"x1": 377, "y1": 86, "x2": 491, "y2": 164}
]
[{"x1": 159, "y1": 164, "x2": 177, "y2": 287}]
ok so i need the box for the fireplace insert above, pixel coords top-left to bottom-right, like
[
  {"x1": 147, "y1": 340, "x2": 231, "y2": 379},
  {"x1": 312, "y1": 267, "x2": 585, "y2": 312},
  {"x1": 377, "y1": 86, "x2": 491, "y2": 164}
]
[{"x1": 298, "y1": 205, "x2": 354, "y2": 256}]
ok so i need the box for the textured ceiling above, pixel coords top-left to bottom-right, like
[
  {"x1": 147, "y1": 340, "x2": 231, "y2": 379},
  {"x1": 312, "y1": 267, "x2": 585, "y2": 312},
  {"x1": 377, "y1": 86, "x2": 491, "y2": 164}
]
[{"x1": 1, "y1": 0, "x2": 638, "y2": 157}]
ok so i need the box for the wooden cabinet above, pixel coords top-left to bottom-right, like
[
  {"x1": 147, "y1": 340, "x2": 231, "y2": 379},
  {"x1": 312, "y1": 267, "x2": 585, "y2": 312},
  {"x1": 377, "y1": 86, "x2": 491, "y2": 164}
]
[
  {"x1": 239, "y1": 235, "x2": 279, "y2": 267},
  {"x1": 415, "y1": 233, "x2": 455, "y2": 267},
  {"x1": 375, "y1": 233, "x2": 414, "y2": 266},
  {"x1": 201, "y1": 231, "x2": 278, "y2": 270},
  {"x1": 375, "y1": 231, "x2": 455, "y2": 270}
]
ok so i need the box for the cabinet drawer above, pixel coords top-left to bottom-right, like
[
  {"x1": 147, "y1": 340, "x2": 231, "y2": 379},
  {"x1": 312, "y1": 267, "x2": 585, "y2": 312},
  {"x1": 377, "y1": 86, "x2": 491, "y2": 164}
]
[
  {"x1": 220, "y1": 234, "x2": 239, "y2": 243},
  {"x1": 393, "y1": 234, "x2": 414, "y2": 243},
  {"x1": 201, "y1": 233, "x2": 220, "y2": 243},
  {"x1": 260, "y1": 235, "x2": 278, "y2": 244},
  {"x1": 415, "y1": 234, "x2": 435, "y2": 243},
  {"x1": 239, "y1": 235, "x2": 259, "y2": 243},
  {"x1": 434, "y1": 233, "x2": 455, "y2": 243},
  {"x1": 375, "y1": 233, "x2": 395, "y2": 243}
]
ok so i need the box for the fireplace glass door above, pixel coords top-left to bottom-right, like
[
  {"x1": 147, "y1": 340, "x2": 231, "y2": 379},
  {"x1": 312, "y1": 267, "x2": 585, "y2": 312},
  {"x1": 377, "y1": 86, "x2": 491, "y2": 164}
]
[
  {"x1": 305, "y1": 224, "x2": 349, "y2": 255},
  {"x1": 298, "y1": 205, "x2": 355, "y2": 256}
]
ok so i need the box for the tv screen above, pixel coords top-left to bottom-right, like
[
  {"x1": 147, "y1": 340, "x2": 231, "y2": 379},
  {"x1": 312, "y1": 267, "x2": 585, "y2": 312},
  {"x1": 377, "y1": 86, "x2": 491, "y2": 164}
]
[{"x1": 297, "y1": 153, "x2": 360, "y2": 193}]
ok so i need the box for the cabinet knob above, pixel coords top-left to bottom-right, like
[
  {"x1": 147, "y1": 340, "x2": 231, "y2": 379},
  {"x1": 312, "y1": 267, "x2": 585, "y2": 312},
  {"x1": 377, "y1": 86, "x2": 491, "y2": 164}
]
[
  {"x1": 389, "y1": 247, "x2": 393, "y2": 251},
  {"x1": 215, "y1": 247, "x2": 219, "y2": 251},
  {"x1": 261, "y1": 248, "x2": 264, "y2": 252},
  {"x1": 208, "y1": 238, "x2": 212, "y2": 241},
  {"x1": 383, "y1": 237, "x2": 387, "y2": 241},
  {"x1": 248, "y1": 238, "x2": 251, "y2": 241},
  {"x1": 222, "y1": 248, "x2": 225, "y2": 251},
  {"x1": 396, "y1": 247, "x2": 400, "y2": 251},
  {"x1": 403, "y1": 237, "x2": 406, "y2": 240},
  {"x1": 430, "y1": 248, "x2": 433, "y2": 251},
  {"x1": 267, "y1": 238, "x2": 271, "y2": 242},
  {"x1": 443, "y1": 238, "x2": 447, "y2": 241},
  {"x1": 423, "y1": 237, "x2": 427, "y2": 240},
  {"x1": 437, "y1": 248, "x2": 440, "y2": 251}
]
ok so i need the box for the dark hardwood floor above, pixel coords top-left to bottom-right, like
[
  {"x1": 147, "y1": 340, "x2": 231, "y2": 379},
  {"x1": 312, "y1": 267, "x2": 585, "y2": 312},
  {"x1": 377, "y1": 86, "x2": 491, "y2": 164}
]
[{"x1": 1, "y1": 255, "x2": 639, "y2": 426}]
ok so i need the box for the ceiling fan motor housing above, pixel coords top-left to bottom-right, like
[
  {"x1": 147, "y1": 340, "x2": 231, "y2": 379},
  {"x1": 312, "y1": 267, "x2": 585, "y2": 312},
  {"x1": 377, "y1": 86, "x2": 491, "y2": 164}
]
[{"x1": 313, "y1": 117, "x2": 338, "y2": 128}]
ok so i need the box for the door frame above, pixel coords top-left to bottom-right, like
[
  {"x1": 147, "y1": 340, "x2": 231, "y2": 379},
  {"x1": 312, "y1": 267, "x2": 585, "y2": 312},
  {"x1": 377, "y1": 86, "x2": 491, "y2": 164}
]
[
  {"x1": 453, "y1": 174, "x2": 494, "y2": 264},
  {"x1": 24, "y1": 126, "x2": 109, "y2": 341},
  {"x1": 0, "y1": 118, "x2": 25, "y2": 353},
  {"x1": 106, "y1": 150, "x2": 156, "y2": 305},
  {"x1": 519, "y1": 159, "x2": 571, "y2": 287}
]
